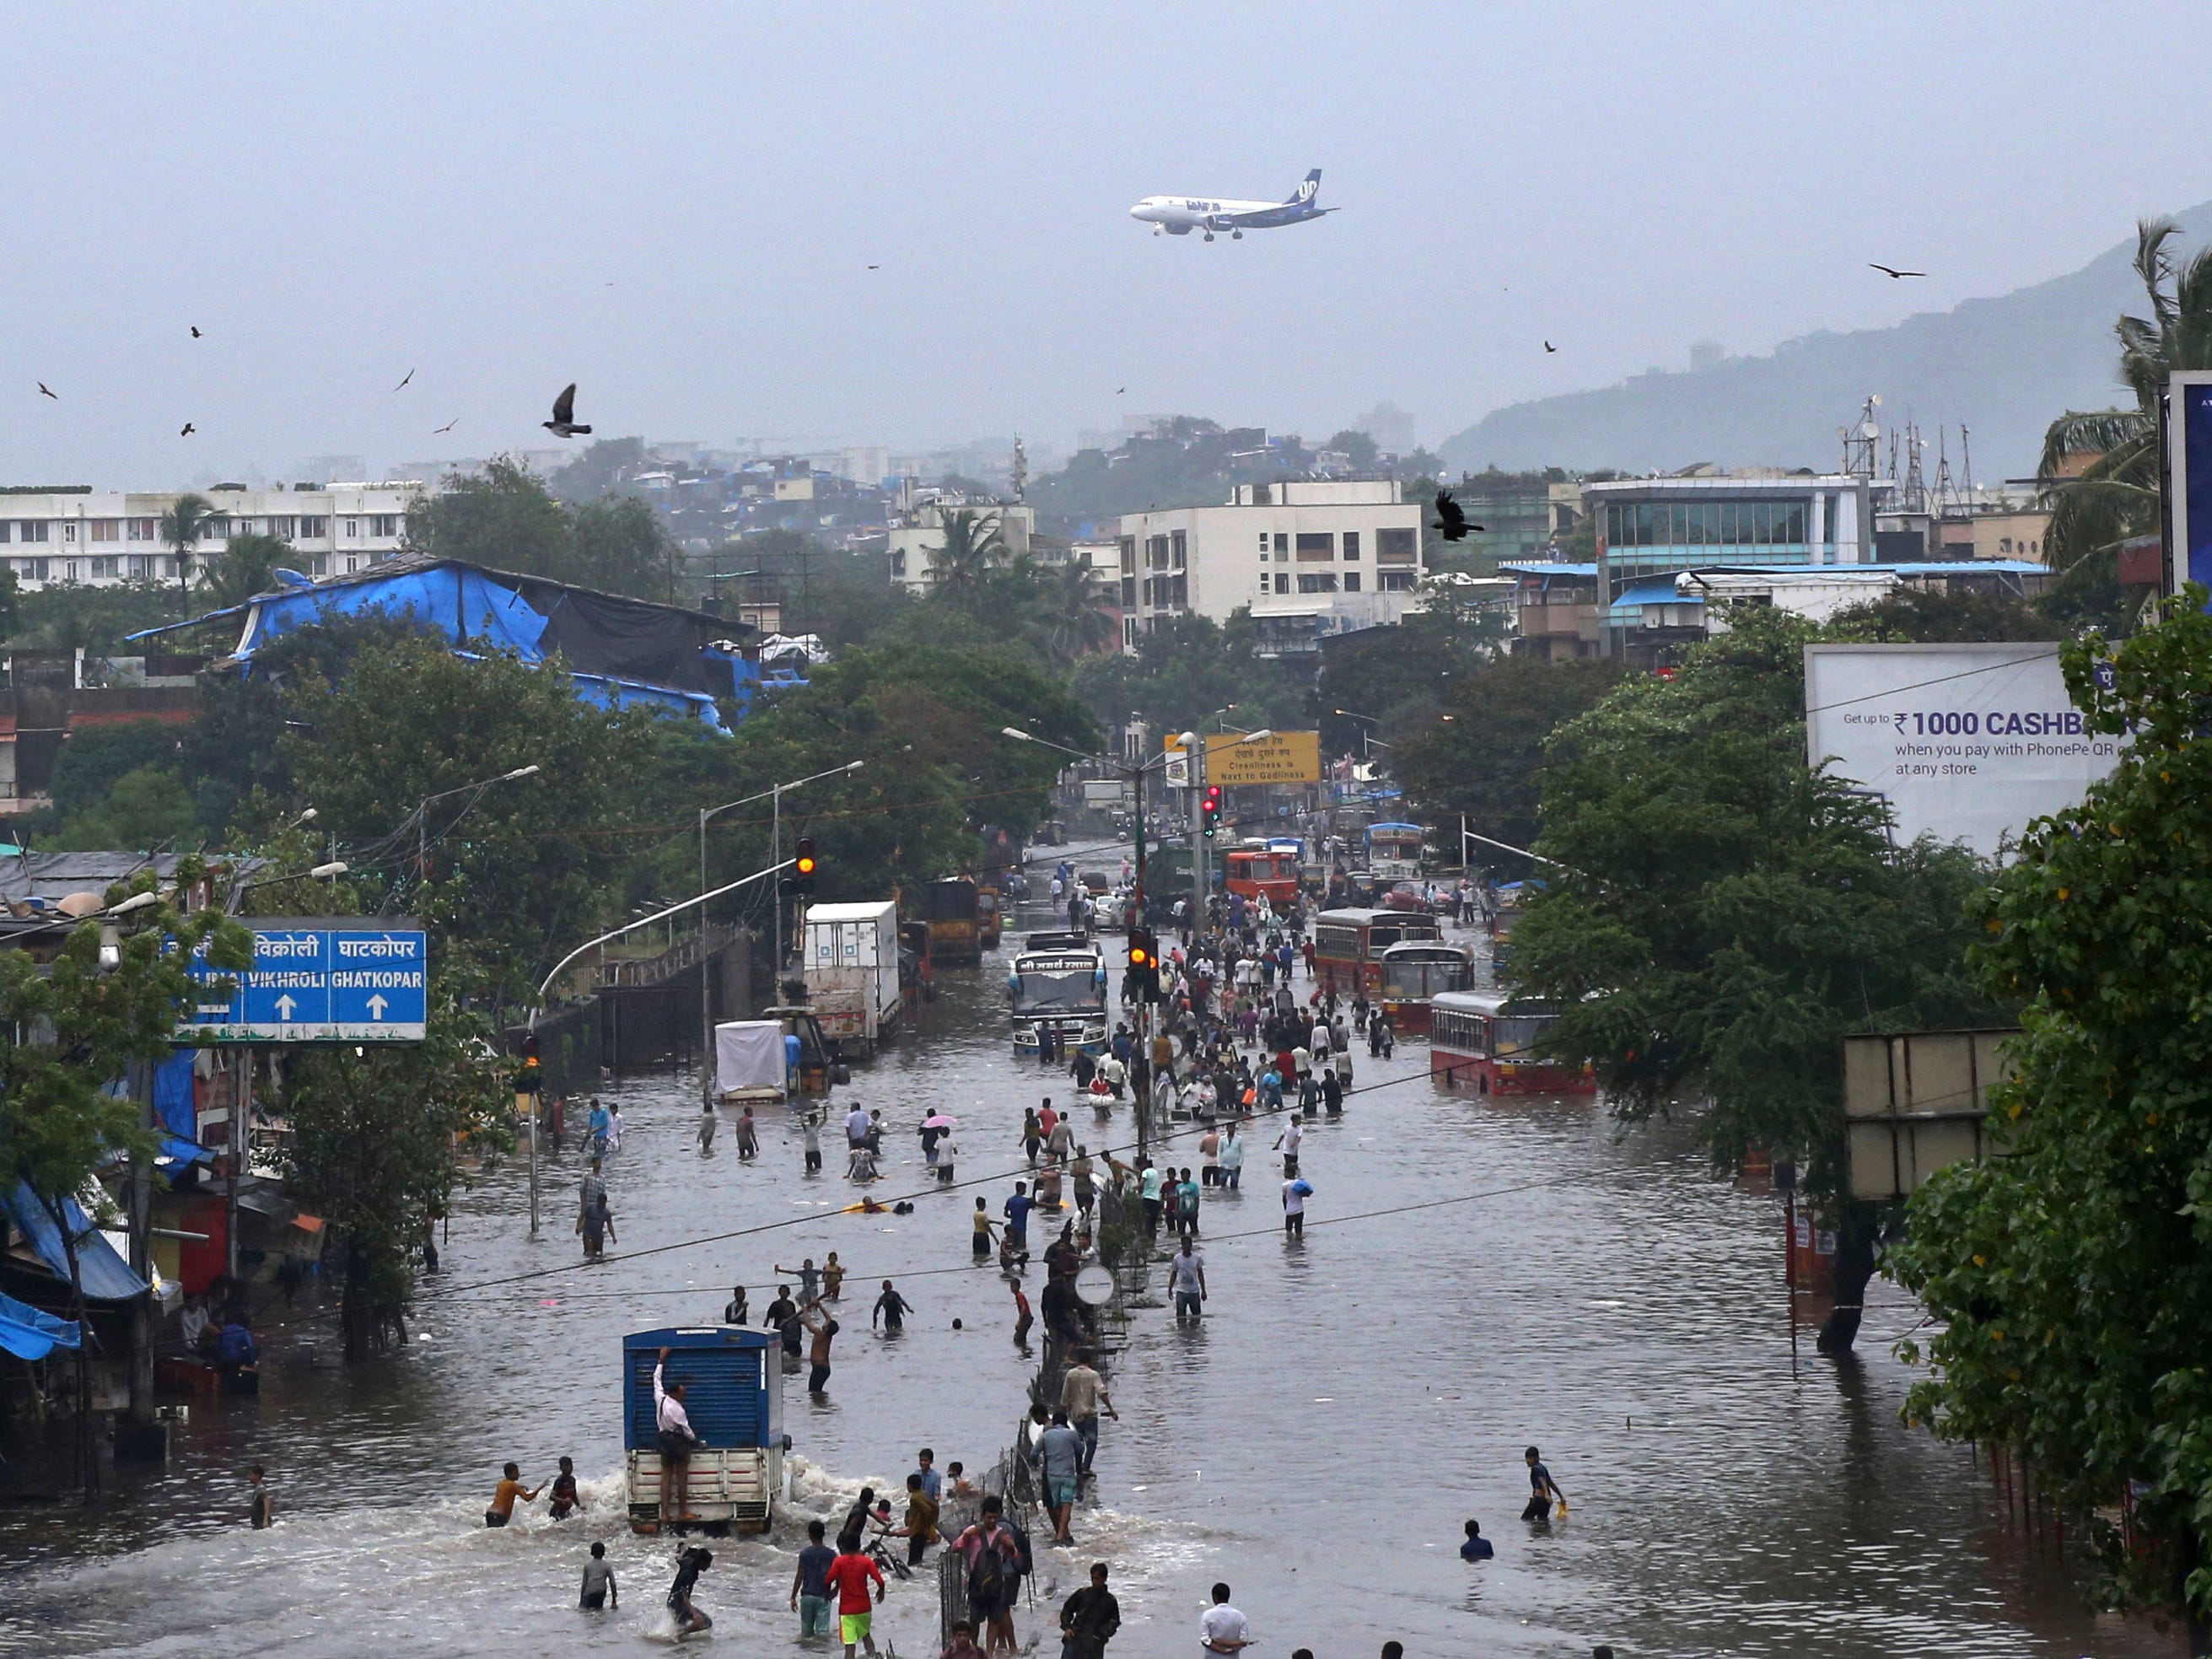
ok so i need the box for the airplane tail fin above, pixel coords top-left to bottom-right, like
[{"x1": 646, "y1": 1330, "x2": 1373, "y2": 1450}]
[{"x1": 1289, "y1": 168, "x2": 1321, "y2": 205}]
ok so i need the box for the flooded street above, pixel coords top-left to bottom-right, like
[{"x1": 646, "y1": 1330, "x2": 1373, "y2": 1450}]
[{"x1": 0, "y1": 877, "x2": 2177, "y2": 1658}]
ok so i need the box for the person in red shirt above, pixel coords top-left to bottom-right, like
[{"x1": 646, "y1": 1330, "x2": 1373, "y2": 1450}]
[
  {"x1": 1037, "y1": 1097, "x2": 1058, "y2": 1140},
  {"x1": 823, "y1": 1536, "x2": 885, "y2": 1658}
]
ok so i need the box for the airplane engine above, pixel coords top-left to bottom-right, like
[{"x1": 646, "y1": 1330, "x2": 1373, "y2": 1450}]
[{"x1": 1164, "y1": 224, "x2": 1192, "y2": 235}]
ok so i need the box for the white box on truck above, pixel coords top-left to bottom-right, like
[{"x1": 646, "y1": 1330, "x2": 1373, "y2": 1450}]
[{"x1": 801, "y1": 901, "x2": 901, "y2": 1058}]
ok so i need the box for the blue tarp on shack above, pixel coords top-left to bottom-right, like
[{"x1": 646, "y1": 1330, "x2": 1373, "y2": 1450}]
[
  {"x1": 0, "y1": 1287, "x2": 80, "y2": 1360},
  {"x1": 3, "y1": 1181, "x2": 148, "y2": 1300},
  {"x1": 238, "y1": 564, "x2": 549, "y2": 660},
  {"x1": 152, "y1": 1049, "x2": 196, "y2": 1141}
]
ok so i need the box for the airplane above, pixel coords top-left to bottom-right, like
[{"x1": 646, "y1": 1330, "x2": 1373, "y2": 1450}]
[{"x1": 1128, "y1": 169, "x2": 1336, "y2": 240}]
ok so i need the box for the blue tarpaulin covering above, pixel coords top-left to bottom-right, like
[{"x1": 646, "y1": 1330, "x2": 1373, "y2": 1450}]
[
  {"x1": 3, "y1": 1181, "x2": 148, "y2": 1300},
  {"x1": 238, "y1": 564, "x2": 550, "y2": 660},
  {"x1": 0, "y1": 1287, "x2": 79, "y2": 1360},
  {"x1": 153, "y1": 1049, "x2": 196, "y2": 1140}
]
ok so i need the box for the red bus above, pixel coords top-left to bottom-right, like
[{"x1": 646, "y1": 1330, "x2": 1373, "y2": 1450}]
[
  {"x1": 1429, "y1": 991, "x2": 1596, "y2": 1096},
  {"x1": 1224, "y1": 847, "x2": 1300, "y2": 907},
  {"x1": 1375, "y1": 939, "x2": 1475, "y2": 1035},
  {"x1": 1312, "y1": 908, "x2": 1442, "y2": 1000}
]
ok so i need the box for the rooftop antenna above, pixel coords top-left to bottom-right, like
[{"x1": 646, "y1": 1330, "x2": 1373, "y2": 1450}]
[
  {"x1": 1840, "y1": 394, "x2": 1881, "y2": 479},
  {"x1": 1959, "y1": 425, "x2": 1974, "y2": 500},
  {"x1": 1932, "y1": 428, "x2": 1956, "y2": 515},
  {"x1": 1900, "y1": 421, "x2": 1927, "y2": 514},
  {"x1": 1009, "y1": 434, "x2": 1028, "y2": 504}
]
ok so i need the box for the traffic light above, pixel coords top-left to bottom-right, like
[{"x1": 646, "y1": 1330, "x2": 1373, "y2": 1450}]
[
  {"x1": 1201, "y1": 784, "x2": 1223, "y2": 839},
  {"x1": 1124, "y1": 927, "x2": 1160, "y2": 1003},
  {"x1": 793, "y1": 837, "x2": 819, "y2": 896}
]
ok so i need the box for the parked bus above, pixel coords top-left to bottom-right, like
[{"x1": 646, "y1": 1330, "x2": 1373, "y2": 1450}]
[
  {"x1": 1429, "y1": 991, "x2": 1596, "y2": 1096},
  {"x1": 1008, "y1": 930, "x2": 1108, "y2": 1057},
  {"x1": 1312, "y1": 907, "x2": 1444, "y2": 999},
  {"x1": 1365, "y1": 821, "x2": 1427, "y2": 881},
  {"x1": 1375, "y1": 938, "x2": 1475, "y2": 1034},
  {"x1": 921, "y1": 876, "x2": 982, "y2": 965},
  {"x1": 1224, "y1": 846, "x2": 1300, "y2": 907}
]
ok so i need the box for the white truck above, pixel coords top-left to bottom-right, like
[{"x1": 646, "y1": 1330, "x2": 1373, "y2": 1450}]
[{"x1": 800, "y1": 901, "x2": 902, "y2": 1059}]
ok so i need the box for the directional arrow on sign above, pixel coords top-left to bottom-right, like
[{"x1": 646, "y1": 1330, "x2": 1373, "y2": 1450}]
[
  {"x1": 366, "y1": 994, "x2": 389, "y2": 1021},
  {"x1": 275, "y1": 994, "x2": 298, "y2": 1020}
]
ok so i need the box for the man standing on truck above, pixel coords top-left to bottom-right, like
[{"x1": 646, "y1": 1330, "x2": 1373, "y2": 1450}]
[{"x1": 654, "y1": 1345, "x2": 702, "y2": 1530}]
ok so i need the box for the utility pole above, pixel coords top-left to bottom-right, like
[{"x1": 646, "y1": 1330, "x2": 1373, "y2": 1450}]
[
  {"x1": 1131, "y1": 751, "x2": 1149, "y2": 1167},
  {"x1": 1189, "y1": 736, "x2": 1206, "y2": 929},
  {"x1": 771, "y1": 786, "x2": 783, "y2": 985},
  {"x1": 121, "y1": 1058, "x2": 161, "y2": 1462}
]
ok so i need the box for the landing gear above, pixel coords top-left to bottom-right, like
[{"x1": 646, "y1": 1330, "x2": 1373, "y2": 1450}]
[
  {"x1": 1203, "y1": 230, "x2": 1214, "y2": 242},
  {"x1": 1231, "y1": 229, "x2": 1243, "y2": 240}
]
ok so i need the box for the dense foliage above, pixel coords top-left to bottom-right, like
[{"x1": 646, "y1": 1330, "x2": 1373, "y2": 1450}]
[
  {"x1": 404, "y1": 456, "x2": 684, "y2": 603},
  {"x1": 1888, "y1": 592, "x2": 2212, "y2": 1627},
  {"x1": 1510, "y1": 610, "x2": 1998, "y2": 1349}
]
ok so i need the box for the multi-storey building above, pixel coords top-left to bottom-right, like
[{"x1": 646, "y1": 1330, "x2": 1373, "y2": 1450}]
[
  {"x1": 1111, "y1": 480, "x2": 1424, "y2": 656},
  {"x1": 886, "y1": 496, "x2": 1036, "y2": 591},
  {"x1": 0, "y1": 482, "x2": 420, "y2": 590}
]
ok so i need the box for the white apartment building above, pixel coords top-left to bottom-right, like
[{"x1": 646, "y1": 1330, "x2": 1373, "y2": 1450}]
[
  {"x1": 0, "y1": 482, "x2": 421, "y2": 591},
  {"x1": 887, "y1": 497, "x2": 1036, "y2": 592},
  {"x1": 1111, "y1": 479, "x2": 1424, "y2": 654}
]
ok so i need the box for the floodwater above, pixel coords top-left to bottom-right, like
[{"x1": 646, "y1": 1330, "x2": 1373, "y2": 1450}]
[{"x1": 0, "y1": 855, "x2": 2179, "y2": 1658}]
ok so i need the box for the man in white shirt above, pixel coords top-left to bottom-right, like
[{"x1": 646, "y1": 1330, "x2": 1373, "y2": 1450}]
[
  {"x1": 1274, "y1": 1116, "x2": 1304, "y2": 1177},
  {"x1": 1282, "y1": 1175, "x2": 1308, "y2": 1238},
  {"x1": 845, "y1": 1104, "x2": 872, "y2": 1150},
  {"x1": 654, "y1": 1344, "x2": 702, "y2": 1530},
  {"x1": 1200, "y1": 1583, "x2": 1251, "y2": 1653}
]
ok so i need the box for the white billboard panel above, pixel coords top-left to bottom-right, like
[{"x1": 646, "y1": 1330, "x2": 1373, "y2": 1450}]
[{"x1": 1804, "y1": 644, "x2": 2120, "y2": 858}]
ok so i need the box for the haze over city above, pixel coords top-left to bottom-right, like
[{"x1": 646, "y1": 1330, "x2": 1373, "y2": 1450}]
[{"x1": 6, "y1": 3, "x2": 2209, "y2": 484}]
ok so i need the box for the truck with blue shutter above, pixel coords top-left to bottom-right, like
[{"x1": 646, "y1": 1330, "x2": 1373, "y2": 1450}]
[{"x1": 623, "y1": 1326, "x2": 784, "y2": 1535}]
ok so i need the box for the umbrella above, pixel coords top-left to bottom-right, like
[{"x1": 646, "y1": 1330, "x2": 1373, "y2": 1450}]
[{"x1": 922, "y1": 1112, "x2": 960, "y2": 1129}]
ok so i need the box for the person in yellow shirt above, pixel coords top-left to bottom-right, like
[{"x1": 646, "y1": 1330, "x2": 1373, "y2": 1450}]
[{"x1": 485, "y1": 1462, "x2": 541, "y2": 1527}]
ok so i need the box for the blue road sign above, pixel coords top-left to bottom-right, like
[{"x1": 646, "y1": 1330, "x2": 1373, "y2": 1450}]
[{"x1": 184, "y1": 918, "x2": 427, "y2": 1042}]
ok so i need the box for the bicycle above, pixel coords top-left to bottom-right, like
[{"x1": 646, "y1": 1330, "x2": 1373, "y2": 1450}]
[{"x1": 864, "y1": 1532, "x2": 915, "y2": 1581}]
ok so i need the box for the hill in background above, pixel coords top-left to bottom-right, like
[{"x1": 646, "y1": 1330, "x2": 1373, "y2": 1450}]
[{"x1": 1437, "y1": 204, "x2": 2212, "y2": 480}]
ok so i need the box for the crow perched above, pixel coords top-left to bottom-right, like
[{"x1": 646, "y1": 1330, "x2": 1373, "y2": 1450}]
[
  {"x1": 1434, "y1": 489, "x2": 1483, "y2": 541},
  {"x1": 544, "y1": 383, "x2": 591, "y2": 438}
]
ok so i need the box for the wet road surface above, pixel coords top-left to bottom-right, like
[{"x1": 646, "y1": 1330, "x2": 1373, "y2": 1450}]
[{"x1": 0, "y1": 883, "x2": 2178, "y2": 1657}]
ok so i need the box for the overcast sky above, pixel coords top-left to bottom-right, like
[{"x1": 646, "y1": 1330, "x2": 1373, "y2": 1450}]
[{"x1": 4, "y1": 2, "x2": 2209, "y2": 487}]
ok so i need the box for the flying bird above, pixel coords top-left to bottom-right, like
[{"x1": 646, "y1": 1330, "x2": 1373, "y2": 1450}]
[
  {"x1": 867, "y1": 264, "x2": 880, "y2": 270},
  {"x1": 543, "y1": 383, "x2": 591, "y2": 438},
  {"x1": 1869, "y1": 263, "x2": 1924, "y2": 279},
  {"x1": 434, "y1": 417, "x2": 459, "y2": 434},
  {"x1": 1116, "y1": 386, "x2": 1126, "y2": 395},
  {"x1": 36, "y1": 382, "x2": 57, "y2": 400},
  {"x1": 393, "y1": 367, "x2": 415, "y2": 391},
  {"x1": 180, "y1": 423, "x2": 196, "y2": 437},
  {"x1": 1543, "y1": 340, "x2": 1556, "y2": 353},
  {"x1": 1434, "y1": 489, "x2": 1483, "y2": 542},
  {"x1": 191, "y1": 326, "x2": 202, "y2": 338}
]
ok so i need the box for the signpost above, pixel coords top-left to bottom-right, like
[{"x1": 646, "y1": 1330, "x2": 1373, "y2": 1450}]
[
  {"x1": 2168, "y1": 369, "x2": 2212, "y2": 595},
  {"x1": 1203, "y1": 730, "x2": 1321, "y2": 787},
  {"x1": 182, "y1": 918, "x2": 428, "y2": 1042}
]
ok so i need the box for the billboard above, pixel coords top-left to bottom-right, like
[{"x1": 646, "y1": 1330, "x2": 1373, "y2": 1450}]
[
  {"x1": 1804, "y1": 644, "x2": 2120, "y2": 858},
  {"x1": 1204, "y1": 730, "x2": 1321, "y2": 787},
  {"x1": 2171, "y1": 370, "x2": 2212, "y2": 595}
]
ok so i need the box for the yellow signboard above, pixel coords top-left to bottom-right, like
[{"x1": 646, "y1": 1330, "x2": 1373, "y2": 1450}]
[{"x1": 1203, "y1": 730, "x2": 1321, "y2": 786}]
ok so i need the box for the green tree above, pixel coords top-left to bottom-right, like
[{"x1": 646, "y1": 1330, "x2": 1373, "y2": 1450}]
[
  {"x1": 47, "y1": 720, "x2": 185, "y2": 823},
  {"x1": 1510, "y1": 609, "x2": 1995, "y2": 1351},
  {"x1": 1324, "y1": 428, "x2": 1381, "y2": 471},
  {"x1": 12, "y1": 579, "x2": 181, "y2": 660},
  {"x1": 1391, "y1": 655, "x2": 1619, "y2": 853},
  {"x1": 570, "y1": 493, "x2": 681, "y2": 604},
  {"x1": 278, "y1": 992, "x2": 506, "y2": 1360},
  {"x1": 157, "y1": 493, "x2": 213, "y2": 619},
  {"x1": 2037, "y1": 219, "x2": 2212, "y2": 581},
  {"x1": 1827, "y1": 586, "x2": 2053, "y2": 644},
  {"x1": 198, "y1": 531, "x2": 292, "y2": 610},
  {"x1": 1033, "y1": 558, "x2": 1120, "y2": 666},
  {"x1": 0, "y1": 873, "x2": 249, "y2": 1434},
  {"x1": 925, "y1": 508, "x2": 1009, "y2": 592},
  {"x1": 402, "y1": 456, "x2": 675, "y2": 602},
  {"x1": 283, "y1": 634, "x2": 658, "y2": 1005},
  {"x1": 1067, "y1": 611, "x2": 1307, "y2": 739},
  {"x1": 1887, "y1": 591, "x2": 2212, "y2": 1635}
]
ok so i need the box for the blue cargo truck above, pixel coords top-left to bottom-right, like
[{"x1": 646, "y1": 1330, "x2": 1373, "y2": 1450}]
[{"x1": 623, "y1": 1326, "x2": 784, "y2": 1535}]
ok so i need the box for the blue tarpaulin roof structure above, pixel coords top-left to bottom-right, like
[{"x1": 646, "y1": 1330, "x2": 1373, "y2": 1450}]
[
  {"x1": 0, "y1": 1287, "x2": 80, "y2": 1360},
  {"x1": 128, "y1": 558, "x2": 762, "y2": 731},
  {"x1": 3, "y1": 1181, "x2": 148, "y2": 1301},
  {"x1": 1608, "y1": 581, "x2": 1706, "y2": 618}
]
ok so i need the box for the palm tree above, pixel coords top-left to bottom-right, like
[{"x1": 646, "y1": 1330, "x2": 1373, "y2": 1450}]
[
  {"x1": 925, "y1": 508, "x2": 1007, "y2": 591},
  {"x1": 157, "y1": 493, "x2": 214, "y2": 619},
  {"x1": 2037, "y1": 219, "x2": 2212, "y2": 571},
  {"x1": 200, "y1": 531, "x2": 291, "y2": 610},
  {"x1": 1037, "y1": 557, "x2": 1119, "y2": 666}
]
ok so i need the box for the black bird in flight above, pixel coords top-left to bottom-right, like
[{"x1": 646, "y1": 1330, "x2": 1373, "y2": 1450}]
[
  {"x1": 37, "y1": 382, "x2": 57, "y2": 399},
  {"x1": 180, "y1": 423, "x2": 196, "y2": 437},
  {"x1": 1869, "y1": 263, "x2": 1924, "y2": 279},
  {"x1": 393, "y1": 368, "x2": 415, "y2": 391},
  {"x1": 191, "y1": 326, "x2": 202, "y2": 338},
  {"x1": 543, "y1": 383, "x2": 591, "y2": 438},
  {"x1": 1434, "y1": 489, "x2": 1483, "y2": 541},
  {"x1": 434, "y1": 417, "x2": 459, "y2": 434},
  {"x1": 1116, "y1": 386, "x2": 1126, "y2": 395},
  {"x1": 1543, "y1": 340, "x2": 1557, "y2": 353},
  {"x1": 867, "y1": 264, "x2": 880, "y2": 270}
]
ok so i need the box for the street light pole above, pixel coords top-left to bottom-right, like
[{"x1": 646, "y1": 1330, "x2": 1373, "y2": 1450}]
[
  {"x1": 413, "y1": 763, "x2": 541, "y2": 891},
  {"x1": 696, "y1": 761, "x2": 864, "y2": 1105}
]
